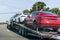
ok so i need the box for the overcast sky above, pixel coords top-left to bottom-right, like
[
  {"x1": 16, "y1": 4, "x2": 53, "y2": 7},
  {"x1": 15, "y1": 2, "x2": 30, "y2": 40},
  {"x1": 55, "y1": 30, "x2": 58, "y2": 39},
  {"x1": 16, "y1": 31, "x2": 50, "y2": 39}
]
[{"x1": 0, "y1": 0, "x2": 60, "y2": 22}]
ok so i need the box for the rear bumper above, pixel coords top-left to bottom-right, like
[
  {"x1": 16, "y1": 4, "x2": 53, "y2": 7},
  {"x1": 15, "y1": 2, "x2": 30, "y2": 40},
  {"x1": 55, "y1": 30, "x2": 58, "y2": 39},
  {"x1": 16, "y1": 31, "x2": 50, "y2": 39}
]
[
  {"x1": 40, "y1": 23, "x2": 60, "y2": 28},
  {"x1": 39, "y1": 20, "x2": 60, "y2": 28}
]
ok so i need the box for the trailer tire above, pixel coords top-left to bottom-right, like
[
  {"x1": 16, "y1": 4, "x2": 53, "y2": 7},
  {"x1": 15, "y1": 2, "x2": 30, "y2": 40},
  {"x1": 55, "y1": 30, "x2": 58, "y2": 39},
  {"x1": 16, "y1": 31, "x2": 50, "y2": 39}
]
[
  {"x1": 18, "y1": 27, "x2": 22, "y2": 35},
  {"x1": 21, "y1": 28, "x2": 28, "y2": 37},
  {"x1": 19, "y1": 27, "x2": 25, "y2": 36},
  {"x1": 19, "y1": 27, "x2": 28, "y2": 37},
  {"x1": 21, "y1": 28, "x2": 25, "y2": 36},
  {"x1": 24, "y1": 29, "x2": 28, "y2": 37},
  {"x1": 7, "y1": 25, "x2": 11, "y2": 29},
  {"x1": 7, "y1": 23, "x2": 14, "y2": 30},
  {"x1": 11, "y1": 21, "x2": 14, "y2": 27}
]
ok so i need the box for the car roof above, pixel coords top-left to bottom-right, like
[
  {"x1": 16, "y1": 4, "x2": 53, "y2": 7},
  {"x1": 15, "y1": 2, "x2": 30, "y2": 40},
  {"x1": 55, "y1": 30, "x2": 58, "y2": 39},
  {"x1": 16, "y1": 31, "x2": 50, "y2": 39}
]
[{"x1": 32, "y1": 11, "x2": 53, "y2": 14}]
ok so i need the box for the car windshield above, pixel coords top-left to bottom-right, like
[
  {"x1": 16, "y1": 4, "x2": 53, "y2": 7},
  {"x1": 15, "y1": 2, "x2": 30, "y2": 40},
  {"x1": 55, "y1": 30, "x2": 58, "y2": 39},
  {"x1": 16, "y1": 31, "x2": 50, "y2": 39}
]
[{"x1": 23, "y1": 13, "x2": 30, "y2": 15}]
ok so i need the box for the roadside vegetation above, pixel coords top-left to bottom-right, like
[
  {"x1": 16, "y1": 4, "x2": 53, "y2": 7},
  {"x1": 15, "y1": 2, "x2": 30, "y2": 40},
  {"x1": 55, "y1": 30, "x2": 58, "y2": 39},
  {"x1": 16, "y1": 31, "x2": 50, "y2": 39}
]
[{"x1": 23, "y1": 1, "x2": 60, "y2": 15}]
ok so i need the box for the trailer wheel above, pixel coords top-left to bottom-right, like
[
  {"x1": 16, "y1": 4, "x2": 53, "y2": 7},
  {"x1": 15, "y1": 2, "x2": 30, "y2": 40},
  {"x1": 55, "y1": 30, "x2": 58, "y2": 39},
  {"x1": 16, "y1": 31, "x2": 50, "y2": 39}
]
[
  {"x1": 18, "y1": 27, "x2": 22, "y2": 35},
  {"x1": 11, "y1": 21, "x2": 14, "y2": 27},
  {"x1": 7, "y1": 22, "x2": 14, "y2": 30},
  {"x1": 19, "y1": 27, "x2": 28, "y2": 37},
  {"x1": 7, "y1": 25, "x2": 11, "y2": 29},
  {"x1": 19, "y1": 27, "x2": 25, "y2": 36},
  {"x1": 21, "y1": 28, "x2": 28, "y2": 37},
  {"x1": 21, "y1": 28, "x2": 25, "y2": 36}
]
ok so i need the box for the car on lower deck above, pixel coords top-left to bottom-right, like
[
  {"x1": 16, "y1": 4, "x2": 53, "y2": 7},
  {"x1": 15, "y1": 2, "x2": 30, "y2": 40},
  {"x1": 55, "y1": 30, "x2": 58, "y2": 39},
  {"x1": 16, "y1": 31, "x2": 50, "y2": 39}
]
[{"x1": 24, "y1": 11, "x2": 60, "y2": 32}]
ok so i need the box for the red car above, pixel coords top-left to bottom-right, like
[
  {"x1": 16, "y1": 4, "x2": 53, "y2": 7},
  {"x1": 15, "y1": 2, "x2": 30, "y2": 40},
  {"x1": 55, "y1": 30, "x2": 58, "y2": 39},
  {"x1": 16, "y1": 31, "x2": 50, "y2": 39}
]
[{"x1": 24, "y1": 11, "x2": 60, "y2": 31}]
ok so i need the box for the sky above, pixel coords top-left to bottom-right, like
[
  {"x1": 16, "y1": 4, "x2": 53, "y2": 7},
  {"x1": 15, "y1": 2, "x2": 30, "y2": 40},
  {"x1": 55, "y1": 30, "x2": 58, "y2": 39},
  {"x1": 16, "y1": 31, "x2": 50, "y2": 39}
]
[{"x1": 0, "y1": 0, "x2": 60, "y2": 22}]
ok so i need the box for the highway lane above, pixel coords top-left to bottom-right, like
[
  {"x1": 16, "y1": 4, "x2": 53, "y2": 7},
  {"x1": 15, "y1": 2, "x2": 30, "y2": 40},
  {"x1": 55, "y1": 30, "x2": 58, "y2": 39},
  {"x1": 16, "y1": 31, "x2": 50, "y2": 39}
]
[{"x1": 0, "y1": 24, "x2": 28, "y2": 40}]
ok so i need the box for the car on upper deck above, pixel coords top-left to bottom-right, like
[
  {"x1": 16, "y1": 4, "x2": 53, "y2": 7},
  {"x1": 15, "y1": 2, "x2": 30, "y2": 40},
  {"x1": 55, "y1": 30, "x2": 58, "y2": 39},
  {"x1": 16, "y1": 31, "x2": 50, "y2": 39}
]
[{"x1": 15, "y1": 13, "x2": 28, "y2": 23}]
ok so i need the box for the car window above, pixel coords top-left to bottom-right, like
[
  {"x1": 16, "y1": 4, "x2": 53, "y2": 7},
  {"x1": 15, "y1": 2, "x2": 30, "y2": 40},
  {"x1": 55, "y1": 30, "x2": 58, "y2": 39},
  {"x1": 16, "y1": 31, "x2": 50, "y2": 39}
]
[{"x1": 32, "y1": 12, "x2": 38, "y2": 16}]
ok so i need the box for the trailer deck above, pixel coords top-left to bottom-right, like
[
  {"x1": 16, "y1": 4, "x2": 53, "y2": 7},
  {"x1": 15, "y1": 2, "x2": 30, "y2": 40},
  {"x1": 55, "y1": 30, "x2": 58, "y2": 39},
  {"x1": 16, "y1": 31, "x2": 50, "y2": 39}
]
[{"x1": 14, "y1": 22, "x2": 58, "y2": 39}]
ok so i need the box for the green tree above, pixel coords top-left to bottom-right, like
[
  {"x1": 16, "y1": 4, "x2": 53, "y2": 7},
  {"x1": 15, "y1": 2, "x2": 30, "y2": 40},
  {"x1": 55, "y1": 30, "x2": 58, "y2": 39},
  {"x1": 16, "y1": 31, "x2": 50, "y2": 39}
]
[
  {"x1": 56, "y1": 10, "x2": 60, "y2": 15},
  {"x1": 23, "y1": 9, "x2": 30, "y2": 14},
  {"x1": 50, "y1": 8, "x2": 60, "y2": 15},
  {"x1": 14, "y1": 13, "x2": 20, "y2": 17},
  {"x1": 30, "y1": 1, "x2": 46, "y2": 13},
  {"x1": 42, "y1": 7, "x2": 50, "y2": 11}
]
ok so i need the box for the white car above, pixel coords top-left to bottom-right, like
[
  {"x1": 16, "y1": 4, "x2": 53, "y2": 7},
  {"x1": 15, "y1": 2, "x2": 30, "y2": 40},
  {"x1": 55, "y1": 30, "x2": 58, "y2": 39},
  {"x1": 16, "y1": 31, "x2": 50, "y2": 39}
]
[
  {"x1": 10, "y1": 16, "x2": 16, "y2": 22},
  {"x1": 51, "y1": 34, "x2": 60, "y2": 40},
  {"x1": 15, "y1": 13, "x2": 28, "y2": 23}
]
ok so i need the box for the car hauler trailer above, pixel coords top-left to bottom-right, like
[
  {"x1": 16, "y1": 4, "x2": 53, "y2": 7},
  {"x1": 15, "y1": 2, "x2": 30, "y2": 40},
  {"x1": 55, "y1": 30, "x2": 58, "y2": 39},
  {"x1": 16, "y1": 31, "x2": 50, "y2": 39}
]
[{"x1": 7, "y1": 21, "x2": 60, "y2": 40}]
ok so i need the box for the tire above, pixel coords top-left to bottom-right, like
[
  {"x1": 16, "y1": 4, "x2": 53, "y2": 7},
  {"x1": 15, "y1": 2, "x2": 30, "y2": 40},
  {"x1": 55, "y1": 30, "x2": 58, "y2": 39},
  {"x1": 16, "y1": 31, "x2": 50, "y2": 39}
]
[
  {"x1": 18, "y1": 18, "x2": 20, "y2": 23},
  {"x1": 23, "y1": 20, "x2": 27, "y2": 26},
  {"x1": 18, "y1": 27, "x2": 28, "y2": 37},
  {"x1": 18, "y1": 27, "x2": 22, "y2": 35},
  {"x1": 33, "y1": 21, "x2": 37, "y2": 30},
  {"x1": 11, "y1": 22, "x2": 13, "y2": 27},
  {"x1": 7, "y1": 24, "x2": 14, "y2": 30},
  {"x1": 24, "y1": 29, "x2": 28, "y2": 37},
  {"x1": 21, "y1": 28, "x2": 25, "y2": 36},
  {"x1": 21, "y1": 28, "x2": 28, "y2": 37},
  {"x1": 19, "y1": 27, "x2": 25, "y2": 36},
  {"x1": 7, "y1": 25, "x2": 11, "y2": 29}
]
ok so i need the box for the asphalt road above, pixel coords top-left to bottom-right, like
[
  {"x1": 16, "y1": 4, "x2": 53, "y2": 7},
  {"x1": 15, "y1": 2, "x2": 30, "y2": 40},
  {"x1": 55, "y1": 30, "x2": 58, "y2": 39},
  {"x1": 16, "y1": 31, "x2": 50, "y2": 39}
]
[
  {"x1": 0, "y1": 24, "x2": 28, "y2": 40},
  {"x1": 0, "y1": 23, "x2": 52, "y2": 40}
]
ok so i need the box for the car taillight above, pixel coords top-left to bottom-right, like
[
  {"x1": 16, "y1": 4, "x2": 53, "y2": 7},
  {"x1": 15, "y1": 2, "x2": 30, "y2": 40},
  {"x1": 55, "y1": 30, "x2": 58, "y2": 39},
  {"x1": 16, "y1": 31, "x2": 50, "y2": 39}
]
[
  {"x1": 41, "y1": 17, "x2": 48, "y2": 19},
  {"x1": 41, "y1": 16, "x2": 58, "y2": 20}
]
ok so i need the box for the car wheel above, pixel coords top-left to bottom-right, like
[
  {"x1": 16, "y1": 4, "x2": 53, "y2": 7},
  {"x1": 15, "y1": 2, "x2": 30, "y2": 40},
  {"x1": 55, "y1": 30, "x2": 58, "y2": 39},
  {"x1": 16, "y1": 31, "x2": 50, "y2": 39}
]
[
  {"x1": 24, "y1": 20, "x2": 27, "y2": 26},
  {"x1": 7, "y1": 25, "x2": 11, "y2": 29},
  {"x1": 18, "y1": 18, "x2": 20, "y2": 23},
  {"x1": 33, "y1": 21, "x2": 37, "y2": 30},
  {"x1": 11, "y1": 22, "x2": 13, "y2": 26}
]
